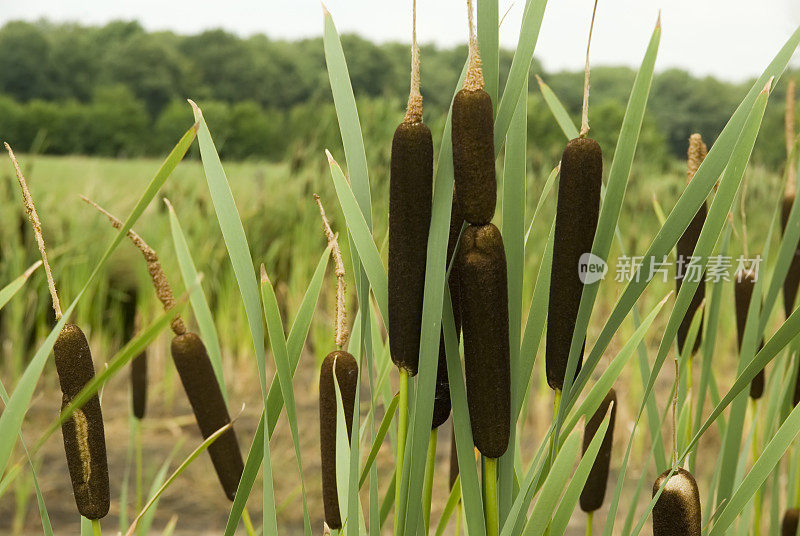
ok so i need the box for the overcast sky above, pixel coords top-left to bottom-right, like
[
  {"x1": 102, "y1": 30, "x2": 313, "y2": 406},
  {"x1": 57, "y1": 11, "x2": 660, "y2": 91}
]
[{"x1": 3, "y1": 0, "x2": 800, "y2": 81}]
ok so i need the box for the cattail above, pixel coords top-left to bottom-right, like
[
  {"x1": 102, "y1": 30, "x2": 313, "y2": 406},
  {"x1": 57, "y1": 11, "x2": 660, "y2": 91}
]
[
  {"x1": 83, "y1": 198, "x2": 243, "y2": 500},
  {"x1": 432, "y1": 194, "x2": 464, "y2": 429},
  {"x1": 734, "y1": 269, "x2": 766, "y2": 399},
  {"x1": 121, "y1": 286, "x2": 147, "y2": 419},
  {"x1": 652, "y1": 467, "x2": 701, "y2": 536},
  {"x1": 458, "y1": 223, "x2": 510, "y2": 458},
  {"x1": 676, "y1": 134, "x2": 708, "y2": 355},
  {"x1": 546, "y1": 137, "x2": 602, "y2": 390},
  {"x1": 783, "y1": 508, "x2": 799, "y2": 536},
  {"x1": 314, "y1": 195, "x2": 358, "y2": 530},
  {"x1": 5, "y1": 143, "x2": 109, "y2": 519},
  {"x1": 319, "y1": 350, "x2": 359, "y2": 530},
  {"x1": 452, "y1": 0, "x2": 496, "y2": 225},
  {"x1": 579, "y1": 389, "x2": 616, "y2": 512},
  {"x1": 387, "y1": 14, "x2": 433, "y2": 375}
]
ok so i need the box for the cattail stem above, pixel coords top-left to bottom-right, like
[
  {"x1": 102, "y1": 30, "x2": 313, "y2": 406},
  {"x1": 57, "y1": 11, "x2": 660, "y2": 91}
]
[
  {"x1": 579, "y1": 0, "x2": 600, "y2": 138},
  {"x1": 91, "y1": 519, "x2": 101, "y2": 536},
  {"x1": 314, "y1": 194, "x2": 348, "y2": 348},
  {"x1": 5, "y1": 143, "x2": 62, "y2": 320},
  {"x1": 422, "y1": 429, "x2": 438, "y2": 531},
  {"x1": 483, "y1": 456, "x2": 499, "y2": 536},
  {"x1": 81, "y1": 197, "x2": 187, "y2": 336},
  {"x1": 586, "y1": 512, "x2": 593, "y2": 536},
  {"x1": 787, "y1": 78, "x2": 796, "y2": 198},
  {"x1": 242, "y1": 508, "x2": 257, "y2": 536},
  {"x1": 672, "y1": 352, "x2": 679, "y2": 466},
  {"x1": 134, "y1": 418, "x2": 143, "y2": 514},
  {"x1": 394, "y1": 370, "x2": 409, "y2": 536},
  {"x1": 464, "y1": 0, "x2": 484, "y2": 91}
]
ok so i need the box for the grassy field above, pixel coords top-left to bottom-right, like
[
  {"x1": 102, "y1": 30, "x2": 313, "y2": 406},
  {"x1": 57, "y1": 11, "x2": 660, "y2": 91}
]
[{"x1": 0, "y1": 147, "x2": 793, "y2": 534}]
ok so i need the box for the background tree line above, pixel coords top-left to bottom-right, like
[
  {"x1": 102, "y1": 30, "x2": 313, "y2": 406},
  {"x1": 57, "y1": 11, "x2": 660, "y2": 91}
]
[{"x1": 0, "y1": 20, "x2": 794, "y2": 168}]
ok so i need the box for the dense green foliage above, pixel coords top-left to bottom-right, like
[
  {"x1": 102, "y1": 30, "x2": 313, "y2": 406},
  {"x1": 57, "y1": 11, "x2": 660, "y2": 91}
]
[{"x1": 0, "y1": 20, "x2": 795, "y2": 168}]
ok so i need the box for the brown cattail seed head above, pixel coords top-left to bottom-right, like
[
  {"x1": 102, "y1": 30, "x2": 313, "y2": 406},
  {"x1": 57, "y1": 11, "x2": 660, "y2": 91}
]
[
  {"x1": 783, "y1": 508, "x2": 799, "y2": 536},
  {"x1": 546, "y1": 137, "x2": 602, "y2": 390},
  {"x1": 171, "y1": 332, "x2": 243, "y2": 500},
  {"x1": 452, "y1": 88, "x2": 496, "y2": 225},
  {"x1": 458, "y1": 223, "x2": 510, "y2": 458},
  {"x1": 53, "y1": 324, "x2": 110, "y2": 519},
  {"x1": 388, "y1": 120, "x2": 433, "y2": 375},
  {"x1": 652, "y1": 467, "x2": 701, "y2": 536},
  {"x1": 121, "y1": 287, "x2": 147, "y2": 419},
  {"x1": 676, "y1": 202, "x2": 707, "y2": 355},
  {"x1": 781, "y1": 193, "x2": 800, "y2": 319},
  {"x1": 580, "y1": 389, "x2": 616, "y2": 512},
  {"x1": 734, "y1": 269, "x2": 765, "y2": 399},
  {"x1": 319, "y1": 351, "x2": 359, "y2": 530}
]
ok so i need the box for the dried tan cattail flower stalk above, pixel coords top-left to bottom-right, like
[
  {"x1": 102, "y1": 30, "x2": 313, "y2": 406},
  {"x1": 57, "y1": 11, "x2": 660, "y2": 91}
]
[
  {"x1": 81, "y1": 196, "x2": 187, "y2": 336},
  {"x1": 579, "y1": 0, "x2": 599, "y2": 138},
  {"x1": 5, "y1": 143, "x2": 62, "y2": 319},
  {"x1": 687, "y1": 134, "x2": 708, "y2": 184},
  {"x1": 313, "y1": 194, "x2": 349, "y2": 348},
  {"x1": 463, "y1": 0, "x2": 484, "y2": 91},
  {"x1": 404, "y1": 0, "x2": 423, "y2": 124}
]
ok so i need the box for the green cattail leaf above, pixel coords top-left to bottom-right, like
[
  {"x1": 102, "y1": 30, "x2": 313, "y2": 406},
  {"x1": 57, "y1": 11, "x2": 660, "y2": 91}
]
[
  {"x1": 359, "y1": 394, "x2": 399, "y2": 488},
  {"x1": 0, "y1": 261, "x2": 40, "y2": 311},
  {"x1": 125, "y1": 421, "x2": 235, "y2": 536},
  {"x1": 521, "y1": 429, "x2": 582, "y2": 535},
  {"x1": 709, "y1": 400, "x2": 800, "y2": 535},
  {"x1": 500, "y1": 75, "x2": 528, "y2": 523},
  {"x1": 260, "y1": 269, "x2": 313, "y2": 536},
  {"x1": 494, "y1": 0, "x2": 548, "y2": 149},
  {"x1": 523, "y1": 164, "x2": 559, "y2": 250},
  {"x1": 137, "y1": 449, "x2": 174, "y2": 536},
  {"x1": 191, "y1": 103, "x2": 266, "y2": 396},
  {"x1": 166, "y1": 201, "x2": 226, "y2": 400},
  {"x1": 535, "y1": 76, "x2": 580, "y2": 140},
  {"x1": 327, "y1": 156, "x2": 388, "y2": 325},
  {"x1": 223, "y1": 248, "x2": 329, "y2": 535},
  {"x1": 549, "y1": 407, "x2": 613, "y2": 535},
  {"x1": 434, "y1": 474, "x2": 462, "y2": 536},
  {"x1": 0, "y1": 124, "x2": 195, "y2": 478},
  {"x1": 0, "y1": 378, "x2": 53, "y2": 536},
  {"x1": 442, "y1": 286, "x2": 486, "y2": 536},
  {"x1": 478, "y1": 0, "x2": 499, "y2": 107}
]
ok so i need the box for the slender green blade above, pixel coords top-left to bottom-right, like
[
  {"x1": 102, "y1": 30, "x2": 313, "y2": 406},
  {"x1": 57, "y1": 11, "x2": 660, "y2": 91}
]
[
  {"x1": 260, "y1": 268, "x2": 312, "y2": 535},
  {"x1": 478, "y1": 0, "x2": 499, "y2": 107},
  {"x1": 165, "y1": 200, "x2": 226, "y2": 399},
  {"x1": 535, "y1": 75, "x2": 580, "y2": 140},
  {"x1": 0, "y1": 261, "x2": 40, "y2": 311},
  {"x1": 434, "y1": 475, "x2": 462, "y2": 536},
  {"x1": 359, "y1": 394, "x2": 399, "y2": 488}
]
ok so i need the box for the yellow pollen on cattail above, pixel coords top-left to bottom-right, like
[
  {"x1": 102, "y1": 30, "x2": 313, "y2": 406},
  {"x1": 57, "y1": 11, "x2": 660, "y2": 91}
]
[{"x1": 72, "y1": 409, "x2": 92, "y2": 485}]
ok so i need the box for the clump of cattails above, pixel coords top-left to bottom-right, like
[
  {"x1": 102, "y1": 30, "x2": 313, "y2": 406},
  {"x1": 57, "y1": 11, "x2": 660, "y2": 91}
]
[
  {"x1": 452, "y1": 0, "x2": 496, "y2": 225},
  {"x1": 120, "y1": 285, "x2": 147, "y2": 419},
  {"x1": 652, "y1": 467, "x2": 701, "y2": 536},
  {"x1": 314, "y1": 195, "x2": 359, "y2": 530},
  {"x1": 676, "y1": 134, "x2": 708, "y2": 355},
  {"x1": 458, "y1": 223, "x2": 510, "y2": 458},
  {"x1": 83, "y1": 198, "x2": 243, "y2": 500},
  {"x1": 546, "y1": 2, "x2": 603, "y2": 392},
  {"x1": 783, "y1": 508, "x2": 799, "y2": 536},
  {"x1": 387, "y1": 0, "x2": 433, "y2": 376},
  {"x1": 580, "y1": 388, "x2": 616, "y2": 513},
  {"x1": 6, "y1": 144, "x2": 110, "y2": 519},
  {"x1": 734, "y1": 269, "x2": 765, "y2": 399}
]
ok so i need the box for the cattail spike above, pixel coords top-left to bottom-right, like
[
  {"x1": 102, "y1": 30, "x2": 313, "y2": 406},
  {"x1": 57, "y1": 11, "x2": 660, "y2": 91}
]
[
  {"x1": 580, "y1": 389, "x2": 616, "y2": 512},
  {"x1": 783, "y1": 508, "x2": 799, "y2": 536},
  {"x1": 687, "y1": 134, "x2": 708, "y2": 183},
  {"x1": 313, "y1": 194, "x2": 349, "y2": 348},
  {"x1": 652, "y1": 468, "x2": 701, "y2": 536},
  {"x1": 5, "y1": 143, "x2": 62, "y2": 320},
  {"x1": 81, "y1": 196, "x2": 186, "y2": 336}
]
